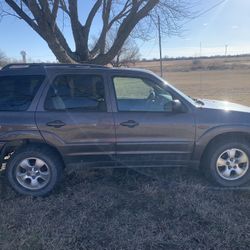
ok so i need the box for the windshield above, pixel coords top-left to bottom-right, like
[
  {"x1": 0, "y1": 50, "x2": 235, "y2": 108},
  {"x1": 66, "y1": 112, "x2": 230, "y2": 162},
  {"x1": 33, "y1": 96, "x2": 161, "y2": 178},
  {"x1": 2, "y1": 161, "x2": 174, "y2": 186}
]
[{"x1": 151, "y1": 71, "x2": 201, "y2": 106}]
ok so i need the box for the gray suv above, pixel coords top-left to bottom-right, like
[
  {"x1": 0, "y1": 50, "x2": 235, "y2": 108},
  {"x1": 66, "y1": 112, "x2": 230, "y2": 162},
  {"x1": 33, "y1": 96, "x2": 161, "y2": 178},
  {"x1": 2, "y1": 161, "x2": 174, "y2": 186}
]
[{"x1": 1, "y1": 63, "x2": 250, "y2": 196}]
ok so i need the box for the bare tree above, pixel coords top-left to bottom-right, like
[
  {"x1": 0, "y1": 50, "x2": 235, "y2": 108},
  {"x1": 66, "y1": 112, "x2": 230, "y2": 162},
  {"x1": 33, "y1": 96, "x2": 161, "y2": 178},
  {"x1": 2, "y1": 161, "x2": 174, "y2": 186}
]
[
  {"x1": 0, "y1": 50, "x2": 8, "y2": 66},
  {"x1": 110, "y1": 38, "x2": 140, "y2": 67},
  {"x1": 1, "y1": 0, "x2": 192, "y2": 65},
  {"x1": 0, "y1": 50, "x2": 5, "y2": 61}
]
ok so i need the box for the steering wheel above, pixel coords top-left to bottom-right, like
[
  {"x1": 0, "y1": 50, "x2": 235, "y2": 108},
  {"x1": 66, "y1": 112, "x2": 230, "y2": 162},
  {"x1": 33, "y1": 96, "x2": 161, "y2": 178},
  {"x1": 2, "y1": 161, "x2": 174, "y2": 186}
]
[{"x1": 146, "y1": 89, "x2": 156, "y2": 102}]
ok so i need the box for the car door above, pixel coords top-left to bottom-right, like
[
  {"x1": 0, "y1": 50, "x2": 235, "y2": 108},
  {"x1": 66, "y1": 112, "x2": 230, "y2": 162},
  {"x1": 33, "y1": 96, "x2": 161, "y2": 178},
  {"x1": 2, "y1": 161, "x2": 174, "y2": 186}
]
[
  {"x1": 35, "y1": 70, "x2": 116, "y2": 165},
  {"x1": 109, "y1": 73, "x2": 196, "y2": 166}
]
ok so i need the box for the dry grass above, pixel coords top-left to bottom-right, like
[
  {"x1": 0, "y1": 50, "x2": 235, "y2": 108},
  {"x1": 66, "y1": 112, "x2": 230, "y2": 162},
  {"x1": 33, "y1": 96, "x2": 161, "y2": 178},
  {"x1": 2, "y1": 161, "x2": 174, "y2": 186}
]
[
  {"x1": 166, "y1": 70, "x2": 250, "y2": 106},
  {"x1": 1, "y1": 56, "x2": 250, "y2": 250},
  {"x1": 1, "y1": 168, "x2": 250, "y2": 250},
  {"x1": 135, "y1": 57, "x2": 250, "y2": 106},
  {"x1": 136, "y1": 56, "x2": 250, "y2": 73}
]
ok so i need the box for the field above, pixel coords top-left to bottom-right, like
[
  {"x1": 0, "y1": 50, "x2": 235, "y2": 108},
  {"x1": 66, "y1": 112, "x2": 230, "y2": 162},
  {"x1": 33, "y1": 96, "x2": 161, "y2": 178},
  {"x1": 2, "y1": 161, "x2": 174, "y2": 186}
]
[
  {"x1": 1, "y1": 56, "x2": 250, "y2": 250},
  {"x1": 135, "y1": 56, "x2": 250, "y2": 106}
]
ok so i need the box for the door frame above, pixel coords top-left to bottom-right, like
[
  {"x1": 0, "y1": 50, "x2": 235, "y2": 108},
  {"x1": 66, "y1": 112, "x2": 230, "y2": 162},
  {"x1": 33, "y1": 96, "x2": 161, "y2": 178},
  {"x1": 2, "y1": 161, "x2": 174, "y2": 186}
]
[
  {"x1": 105, "y1": 70, "x2": 195, "y2": 113},
  {"x1": 36, "y1": 68, "x2": 114, "y2": 113},
  {"x1": 106, "y1": 70, "x2": 196, "y2": 166}
]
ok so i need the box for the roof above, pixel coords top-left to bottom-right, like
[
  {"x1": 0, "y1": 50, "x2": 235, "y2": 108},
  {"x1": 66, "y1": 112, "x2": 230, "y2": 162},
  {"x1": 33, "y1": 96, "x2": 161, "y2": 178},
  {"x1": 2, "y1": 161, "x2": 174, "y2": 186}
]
[
  {"x1": 1, "y1": 63, "x2": 107, "y2": 70},
  {"x1": 0, "y1": 63, "x2": 154, "y2": 76}
]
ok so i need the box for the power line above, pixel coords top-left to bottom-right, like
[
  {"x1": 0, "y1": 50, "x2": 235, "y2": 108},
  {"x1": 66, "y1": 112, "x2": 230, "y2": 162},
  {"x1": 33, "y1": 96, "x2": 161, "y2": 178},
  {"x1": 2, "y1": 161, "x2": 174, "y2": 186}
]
[{"x1": 181, "y1": 0, "x2": 227, "y2": 26}]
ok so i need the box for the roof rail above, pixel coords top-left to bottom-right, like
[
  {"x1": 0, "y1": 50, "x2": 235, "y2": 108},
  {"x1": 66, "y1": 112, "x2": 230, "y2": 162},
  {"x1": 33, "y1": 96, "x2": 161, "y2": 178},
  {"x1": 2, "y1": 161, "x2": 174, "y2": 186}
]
[
  {"x1": 1, "y1": 63, "x2": 34, "y2": 70},
  {"x1": 1, "y1": 63, "x2": 108, "y2": 70}
]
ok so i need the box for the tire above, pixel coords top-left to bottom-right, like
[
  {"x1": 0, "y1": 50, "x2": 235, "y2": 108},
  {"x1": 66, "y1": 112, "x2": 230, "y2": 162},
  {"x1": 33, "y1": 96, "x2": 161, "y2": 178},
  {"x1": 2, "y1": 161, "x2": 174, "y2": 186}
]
[
  {"x1": 203, "y1": 138, "x2": 250, "y2": 187},
  {"x1": 6, "y1": 145, "x2": 63, "y2": 196}
]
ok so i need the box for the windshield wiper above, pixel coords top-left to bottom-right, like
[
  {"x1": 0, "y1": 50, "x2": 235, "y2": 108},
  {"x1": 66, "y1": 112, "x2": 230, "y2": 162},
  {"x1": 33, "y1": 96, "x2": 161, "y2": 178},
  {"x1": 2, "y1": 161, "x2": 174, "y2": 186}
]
[
  {"x1": 187, "y1": 95, "x2": 204, "y2": 105},
  {"x1": 192, "y1": 98, "x2": 204, "y2": 106}
]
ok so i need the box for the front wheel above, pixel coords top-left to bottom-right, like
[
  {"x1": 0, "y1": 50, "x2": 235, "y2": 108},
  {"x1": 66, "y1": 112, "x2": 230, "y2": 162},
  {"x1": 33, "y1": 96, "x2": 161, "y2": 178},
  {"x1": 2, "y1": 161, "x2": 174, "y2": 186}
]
[
  {"x1": 203, "y1": 138, "x2": 250, "y2": 187},
  {"x1": 6, "y1": 145, "x2": 63, "y2": 196}
]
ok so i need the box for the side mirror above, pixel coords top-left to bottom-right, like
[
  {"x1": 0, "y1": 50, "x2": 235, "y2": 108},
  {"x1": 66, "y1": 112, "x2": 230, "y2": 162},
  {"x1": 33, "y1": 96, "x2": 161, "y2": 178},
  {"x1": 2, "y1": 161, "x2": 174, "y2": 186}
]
[{"x1": 172, "y1": 99, "x2": 186, "y2": 113}]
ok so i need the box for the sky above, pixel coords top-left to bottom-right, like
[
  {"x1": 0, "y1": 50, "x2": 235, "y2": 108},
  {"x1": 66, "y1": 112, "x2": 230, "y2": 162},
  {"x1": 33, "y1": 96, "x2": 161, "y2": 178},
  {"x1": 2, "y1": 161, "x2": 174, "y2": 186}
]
[{"x1": 0, "y1": 0, "x2": 250, "y2": 62}]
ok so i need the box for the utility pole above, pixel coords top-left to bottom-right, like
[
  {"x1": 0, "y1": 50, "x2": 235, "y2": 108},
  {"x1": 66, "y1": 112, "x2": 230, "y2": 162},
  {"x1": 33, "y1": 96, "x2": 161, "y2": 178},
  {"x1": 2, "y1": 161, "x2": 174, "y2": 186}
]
[
  {"x1": 200, "y1": 42, "x2": 202, "y2": 57},
  {"x1": 225, "y1": 44, "x2": 228, "y2": 56},
  {"x1": 158, "y1": 15, "x2": 163, "y2": 77},
  {"x1": 20, "y1": 50, "x2": 26, "y2": 63}
]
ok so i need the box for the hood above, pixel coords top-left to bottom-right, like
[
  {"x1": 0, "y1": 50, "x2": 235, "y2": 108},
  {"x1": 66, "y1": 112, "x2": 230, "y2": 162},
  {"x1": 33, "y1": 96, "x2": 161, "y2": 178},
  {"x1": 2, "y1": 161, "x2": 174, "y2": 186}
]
[{"x1": 199, "y1": 99, "x2": 250, "y2": 113}]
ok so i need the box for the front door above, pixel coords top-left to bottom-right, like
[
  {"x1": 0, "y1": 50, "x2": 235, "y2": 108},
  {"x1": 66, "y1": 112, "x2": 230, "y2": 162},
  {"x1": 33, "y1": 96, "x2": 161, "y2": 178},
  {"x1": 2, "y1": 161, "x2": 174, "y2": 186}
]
[
  {"x1": 36, "y1": 71, "x2": 115, "y2": 165},
  {"x1": 110, "y1": 75, "x2": 196, "y2": 166}
]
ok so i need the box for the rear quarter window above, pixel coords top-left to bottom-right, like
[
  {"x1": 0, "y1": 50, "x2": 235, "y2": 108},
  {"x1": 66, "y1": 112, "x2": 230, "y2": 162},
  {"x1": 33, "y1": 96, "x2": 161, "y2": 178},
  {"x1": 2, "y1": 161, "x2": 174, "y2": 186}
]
[{"x1": 0, "y1": 75, "x2": 44, "y2": 111}]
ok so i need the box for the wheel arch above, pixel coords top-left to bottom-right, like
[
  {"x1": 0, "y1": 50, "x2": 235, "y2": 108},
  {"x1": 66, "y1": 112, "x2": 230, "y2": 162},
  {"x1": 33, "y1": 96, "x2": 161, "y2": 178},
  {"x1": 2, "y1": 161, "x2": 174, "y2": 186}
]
[
  {"x1": 198, "y1": 132, "x2": 250, "y2": 169},
  {"x1": 1, "y1": 139, "x2": 65, "y2": 168}
]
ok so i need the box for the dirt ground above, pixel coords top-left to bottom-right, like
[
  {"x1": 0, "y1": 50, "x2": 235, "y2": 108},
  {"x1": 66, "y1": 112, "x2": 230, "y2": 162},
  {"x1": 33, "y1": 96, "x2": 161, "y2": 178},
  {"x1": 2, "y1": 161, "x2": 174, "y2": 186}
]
[{"x1": 1, "y1": 58, "x2": 250, "y2": 250}]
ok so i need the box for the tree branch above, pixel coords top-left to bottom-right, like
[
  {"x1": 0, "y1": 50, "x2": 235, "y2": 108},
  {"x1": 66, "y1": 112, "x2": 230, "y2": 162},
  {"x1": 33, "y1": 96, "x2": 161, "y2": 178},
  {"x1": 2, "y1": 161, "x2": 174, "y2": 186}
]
[
  {"x1": 90, "y1": 0, "x2": 132, "y2": 57},
  {"x1": 51, "y1": 0, "x2": 60, "y2": 22},
  {"x1": 4, "y1": 0, "x2": 190, "y2": 64},
  {"x1": 5, "y1": 0, "x2": 40, "y2": 34},
  {"x1": 85, "y1": 0, "x2": 102, "y2": 32},
  {"x1": 6, "y1": 0, "x2": 75, "y2": 63},
  {"x1": 92, "y1": 0, "x2": 159, "y2": 64},
  {"x1": 59, "y1": 0, "x2": 69, "y2": 15},
  {"x1": 68, "y1": 0, "x2": 89, "y2": 60}
]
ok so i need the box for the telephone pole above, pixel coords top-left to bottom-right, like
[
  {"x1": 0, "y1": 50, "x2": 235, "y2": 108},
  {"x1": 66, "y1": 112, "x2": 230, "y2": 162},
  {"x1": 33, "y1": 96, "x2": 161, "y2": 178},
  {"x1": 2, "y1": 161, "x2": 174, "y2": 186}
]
[
  {"x1": 158, "y1": 15, "x2": 163, "y2": 77},
  {"x1": 225, "y1": 45, "x2": 228, "y2": 56}
]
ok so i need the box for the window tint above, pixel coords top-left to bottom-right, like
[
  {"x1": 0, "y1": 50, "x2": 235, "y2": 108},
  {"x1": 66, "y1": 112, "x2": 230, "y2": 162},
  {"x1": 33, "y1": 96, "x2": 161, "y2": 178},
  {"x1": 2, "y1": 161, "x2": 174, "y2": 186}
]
[
  {"x1": 0, "y1": 75, "x2": 44, "y2": 111},
  {"x1": 45, "y1": 75, "x2": 106, "y2": 112},
  {"x1": 113, "y1": 77, "x2": 173, "y2": 112}
]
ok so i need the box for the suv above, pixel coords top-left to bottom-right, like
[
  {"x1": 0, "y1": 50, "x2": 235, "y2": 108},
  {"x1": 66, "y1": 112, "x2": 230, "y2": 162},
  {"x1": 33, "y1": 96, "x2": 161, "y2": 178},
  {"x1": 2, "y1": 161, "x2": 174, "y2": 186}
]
[{"x1": 1, "y1": 63, "x2": 250, "y2": 196}]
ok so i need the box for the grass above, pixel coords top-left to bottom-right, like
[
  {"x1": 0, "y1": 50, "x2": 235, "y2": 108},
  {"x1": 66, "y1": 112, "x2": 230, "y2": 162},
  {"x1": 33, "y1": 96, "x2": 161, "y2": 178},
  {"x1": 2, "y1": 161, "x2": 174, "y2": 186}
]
[
  {"x1": 165, "y1": 70, "x2": 250, "y2": 106},
  {"x1": 1, "y1": 168, "x2": 250, "y2": 250},
  {"x1": 1, "y1": 56, "x2": 250, "y2": 249},
  {"x1": 136, "y1": 57, "x2": 250, "y2": 106}
]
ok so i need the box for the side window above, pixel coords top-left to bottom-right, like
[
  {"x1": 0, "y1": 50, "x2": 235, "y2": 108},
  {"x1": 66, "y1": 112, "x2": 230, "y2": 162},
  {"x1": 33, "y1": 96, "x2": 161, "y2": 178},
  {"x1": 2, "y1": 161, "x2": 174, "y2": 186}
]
[
  {"x1": 0, "y1": 75, "x2": 44, "y2": 111},
  {"x1": 115, "y1": 77, "x2": 153, "y2": 99},
  {"x1": 45, "y1": 74, "x2": 106, "y2": 112},
  {"x1": 113, "y1": 77, "x2": 173, "y2": 112}
]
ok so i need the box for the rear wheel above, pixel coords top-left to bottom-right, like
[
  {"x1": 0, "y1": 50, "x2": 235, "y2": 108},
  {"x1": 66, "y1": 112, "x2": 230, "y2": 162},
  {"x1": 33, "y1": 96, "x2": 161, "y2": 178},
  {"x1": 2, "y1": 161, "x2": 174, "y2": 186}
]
[
  {"x1": 203, "y1": 138, "x2": 250, "y2": 187},
  {"x1": 6, "y1": 145, "x2": 63, "y2": 196}
]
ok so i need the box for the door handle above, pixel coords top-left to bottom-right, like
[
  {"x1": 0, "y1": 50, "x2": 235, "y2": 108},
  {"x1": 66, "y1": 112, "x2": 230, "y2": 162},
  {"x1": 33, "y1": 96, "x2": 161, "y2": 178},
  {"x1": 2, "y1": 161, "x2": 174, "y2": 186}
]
[
  {"x1": 120, "y1": 120, "x2": 139, "y2": 128},
  {"x1": 46, "y1": 120, "x2": 65, "y2": 128}
]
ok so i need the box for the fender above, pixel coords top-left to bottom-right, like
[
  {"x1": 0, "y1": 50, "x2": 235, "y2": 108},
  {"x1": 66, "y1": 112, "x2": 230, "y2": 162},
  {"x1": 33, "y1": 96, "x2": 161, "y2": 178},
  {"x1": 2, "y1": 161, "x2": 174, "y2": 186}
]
[
  {"x1": 193, "y1": 124, "x2": 250, "y2": 160},
  {"x1": 0, "y1": 130, "x2": 44, "y2": 142},
  {"x1": 0, "y1": 130, "x2": 45, "y2": 164},
  {"x1": 0, "y1": 130, "x2": 66, "y2": 164}
]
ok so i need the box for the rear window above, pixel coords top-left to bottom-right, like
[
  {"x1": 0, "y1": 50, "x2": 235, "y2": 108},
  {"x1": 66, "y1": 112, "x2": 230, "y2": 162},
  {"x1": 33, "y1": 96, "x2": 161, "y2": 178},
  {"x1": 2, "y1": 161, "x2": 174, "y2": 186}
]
[{"x1": 0, "y1": 75, "x2": 44, "y2": 111}]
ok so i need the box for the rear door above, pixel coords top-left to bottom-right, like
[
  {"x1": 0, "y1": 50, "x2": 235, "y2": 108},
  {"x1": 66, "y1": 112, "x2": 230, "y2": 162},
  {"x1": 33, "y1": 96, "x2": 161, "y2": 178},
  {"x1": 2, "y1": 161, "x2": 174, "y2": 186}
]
[
  {"x1": 35, "y1": 69, "x2": 115, "y2": 165},
  {"x1": 108, "y1": 73, "x2": 196, "y2": 166}
]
